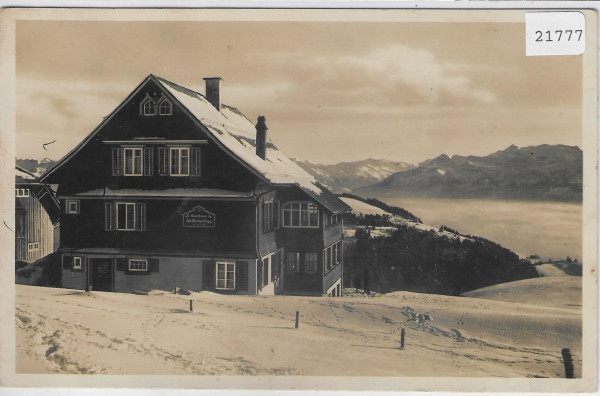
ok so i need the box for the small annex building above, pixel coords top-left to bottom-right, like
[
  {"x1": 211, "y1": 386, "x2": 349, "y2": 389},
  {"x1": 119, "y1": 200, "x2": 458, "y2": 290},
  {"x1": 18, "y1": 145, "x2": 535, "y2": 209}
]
[
  {"x1": 15, "y1": 166, "x2": 60, "y2": 263},
  {"x1": 41, "y1": 75, "x2": 351, "y2": 296}
]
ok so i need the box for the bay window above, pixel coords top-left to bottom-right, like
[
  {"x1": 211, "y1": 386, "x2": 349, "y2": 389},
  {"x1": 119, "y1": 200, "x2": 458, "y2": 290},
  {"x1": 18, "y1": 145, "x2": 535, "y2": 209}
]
[{"x1": 282, "y1": 202, "x2": 319, "y2": 228}]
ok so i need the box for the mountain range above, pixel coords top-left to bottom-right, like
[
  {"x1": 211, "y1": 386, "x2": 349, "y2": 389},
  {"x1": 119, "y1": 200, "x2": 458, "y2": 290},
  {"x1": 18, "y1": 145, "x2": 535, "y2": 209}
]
[
  {"x1": 297, "y1": 144, "x2": 582, "y2": 202},
  {"x1": 294, "y1": 158, "x2": 414, "y2": 193}
]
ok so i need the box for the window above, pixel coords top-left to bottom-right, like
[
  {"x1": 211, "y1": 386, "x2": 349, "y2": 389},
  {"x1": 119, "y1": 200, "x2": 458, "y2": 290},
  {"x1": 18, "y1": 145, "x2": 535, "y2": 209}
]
[
  {"x1": 129, "y1": 259, "x2": 148, "y2": 271},
  {"x1": 142, "y1": 98, "x2": 155, "y2": 116},
  {"x1": 262, "y1": 200, "x2": 279, "y2": 233},
  {"x1": 66, "y1": 200, "x2": 80, "y2": 214},
  {"x1": 286, "y1": 252, "x2": 300, "y2": 272},
  {"x1": 73, "y1": 256, "x2": 82, "y2": 270},
  {"x1": 106, "y1": 202, "x2": 146, "y2": 231},
  {"x1": 15, "y1": 189, "x2": 29, "y2": 197},
  {"x1": 282, "y1": 202, "x2": 319, "y2": 228},
  {"x1": 124, "y1": 148, "x2": 143, "y2": 176},
  {"x1": 117, "y1": 202, "x2": 136, "y2": 230},
  {"x1": 27, "y1": 242, "x2": 39, "y2": 252},
  {"x1": 158, "y1": 98, "x2": 172, "y2": 115},
  {"x1": 170, "y1": 147, "x2": 190, "y2": 176},
  {"x1": 305, "y1": 253, "x2": 318, "y2": 273},
  {"x1": 216, "y1": 261, "x2": 235, "y2": 290},
  {"x1": 324, "y1": 241, "x2": 342, "y2": 273},
  {"x1": 325, "y1": 213, "x2": 341, "y2": 227}
]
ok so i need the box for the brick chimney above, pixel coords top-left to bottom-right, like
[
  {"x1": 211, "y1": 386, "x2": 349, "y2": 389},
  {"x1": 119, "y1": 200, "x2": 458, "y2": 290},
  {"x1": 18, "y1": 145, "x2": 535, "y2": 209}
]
[
  {"x1": 203, "y1": 77, "x2": 222, "y2": 111},
  {"x1": 256, "y1": 116, "x2": 268, "y2": 160}
]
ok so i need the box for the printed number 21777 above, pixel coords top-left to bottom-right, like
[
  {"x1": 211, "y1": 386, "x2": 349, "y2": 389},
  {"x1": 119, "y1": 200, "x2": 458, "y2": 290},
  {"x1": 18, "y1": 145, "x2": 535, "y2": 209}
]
[{"x1": 535, "y1": 30, "x2": 583, "y2": 42}]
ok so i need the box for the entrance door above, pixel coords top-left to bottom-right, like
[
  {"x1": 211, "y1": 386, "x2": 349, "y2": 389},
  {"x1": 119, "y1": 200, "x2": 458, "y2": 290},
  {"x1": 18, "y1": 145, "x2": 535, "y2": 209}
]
[{"x1": 90, "y1": 258, "x2": 113, "y2": 291}]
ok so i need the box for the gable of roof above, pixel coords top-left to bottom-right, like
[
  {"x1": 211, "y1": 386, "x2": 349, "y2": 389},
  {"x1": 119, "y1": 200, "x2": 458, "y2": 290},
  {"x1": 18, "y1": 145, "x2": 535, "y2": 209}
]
[{"x1": 40, "y1": 74, "x2": 351, "y2": 213}]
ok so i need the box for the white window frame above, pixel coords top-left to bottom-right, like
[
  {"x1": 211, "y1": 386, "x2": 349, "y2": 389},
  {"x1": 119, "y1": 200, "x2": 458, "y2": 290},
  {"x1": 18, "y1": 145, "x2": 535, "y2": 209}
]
[
  {"x1": 158, "y1": 97, "x2": 172, "y2": 115},
  {"x1": 142, "y1": 97, "x2": 155, "y2": 116},
  {"x1": 15, "y1": 188, "x2": 30, "y2": 197},
  {"x1": 116, "y1": 202, "x2": 137, "y2": 231},
  {"x1": 123, "y1": 147, "x2": 144, "y2": 176},
  {"x1": 128, "y1": 259, "x2": 148, "y2": 272},
  {"x1": 324, "y1": 241, "x2": 341, "y2": 273},
  {"x1": 27, "y1": 242, "x2": 39, "y2": 252},
  {"x1": 169, "y1": 147, "x2": 190, "y2": 176},
  {"x1": 66, "y1": 200, "x2": 80, "y2": 214},
  {"x1": 215, "y1": 261, "x2": 236, "y2": 290},
  {"x1": 73, "y1": 256, "x2": 83, "y2": 270},
  {"x1": 282, "y1": 201, "x2": 319, "y2": 228}
]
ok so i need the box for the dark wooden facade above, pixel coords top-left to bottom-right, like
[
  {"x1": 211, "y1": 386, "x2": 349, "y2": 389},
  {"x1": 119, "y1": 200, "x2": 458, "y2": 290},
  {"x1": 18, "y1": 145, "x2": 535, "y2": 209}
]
[{"x1": 42, "y1": 75, "x2": 350, "y2": 296}]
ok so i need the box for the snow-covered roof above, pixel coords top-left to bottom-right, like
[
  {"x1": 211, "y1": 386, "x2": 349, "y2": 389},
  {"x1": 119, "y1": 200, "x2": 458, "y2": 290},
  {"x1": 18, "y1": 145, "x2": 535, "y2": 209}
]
[
  {"x1": 156, "y1": 78, "x2": 320, "y2": 188},
  {"x1": 15, "y1": 166, "x2": 37, "y2": 182},
  {"x1": 155, "y1": 76, "x2": 350, "y2": 213},
  {"x1": 70, "y1": 188, "x2": 255, "y2": 199}
]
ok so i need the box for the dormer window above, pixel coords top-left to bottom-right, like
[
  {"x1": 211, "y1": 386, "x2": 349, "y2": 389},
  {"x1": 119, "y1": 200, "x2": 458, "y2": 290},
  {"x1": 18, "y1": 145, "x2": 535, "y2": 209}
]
[
  {"x1": 158, "y1": 97, "x2": 172, "y2": 115},
  {"x1": 140, "y1": 94, "x2": 155, "y2": 116},
  {"x1": 142, "y1": 99, "x2": 155, "y2": 116}
]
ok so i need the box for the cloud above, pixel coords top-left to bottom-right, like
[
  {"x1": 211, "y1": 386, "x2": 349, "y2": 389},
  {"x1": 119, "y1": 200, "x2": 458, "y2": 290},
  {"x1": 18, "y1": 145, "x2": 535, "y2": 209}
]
[
  {"x1": 247, "y1": 44, "x2": 497, "y2": 110},
  {"x1": 16, "y1": 77, "x2": 130, "y2": 160}
]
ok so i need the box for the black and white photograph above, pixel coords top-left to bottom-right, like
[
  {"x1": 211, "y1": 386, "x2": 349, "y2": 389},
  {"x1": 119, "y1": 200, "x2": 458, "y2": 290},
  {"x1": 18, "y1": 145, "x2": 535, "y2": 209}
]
[{"x1": 1, "y1": 5, "x2": 598, "y2": 393}]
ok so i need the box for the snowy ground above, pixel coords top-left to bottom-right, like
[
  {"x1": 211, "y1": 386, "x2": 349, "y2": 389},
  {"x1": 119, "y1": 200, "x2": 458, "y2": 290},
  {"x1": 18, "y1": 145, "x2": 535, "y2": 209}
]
[{"x1": 16, "y1": 275, "x2": 581, "y2": 378}]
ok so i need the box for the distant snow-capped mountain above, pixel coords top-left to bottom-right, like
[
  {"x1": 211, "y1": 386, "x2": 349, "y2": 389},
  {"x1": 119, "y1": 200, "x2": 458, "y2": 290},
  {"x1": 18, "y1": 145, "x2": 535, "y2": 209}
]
[
  {"x1": 294, "y1": 158, "x2": 414, "y2": 193},
  {"x1": 354, "y1": 144, "x2": 582, "y2": 202}
]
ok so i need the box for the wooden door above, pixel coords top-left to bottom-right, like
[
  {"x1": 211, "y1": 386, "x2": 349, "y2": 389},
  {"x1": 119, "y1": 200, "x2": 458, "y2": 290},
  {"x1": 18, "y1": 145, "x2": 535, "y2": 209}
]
[{"x1": 90, "y1": 258, "x2": 113, "y2": 291}]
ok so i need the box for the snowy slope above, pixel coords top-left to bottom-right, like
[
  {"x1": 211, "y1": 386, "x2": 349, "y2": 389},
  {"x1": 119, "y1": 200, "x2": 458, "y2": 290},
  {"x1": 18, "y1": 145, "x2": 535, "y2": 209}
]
[
  {"x1": 15, "y1": 284, "x2": 581, "y2": 378},
  {"x1": 463, "y1": 276, "x2": 581, "y2": 309}
]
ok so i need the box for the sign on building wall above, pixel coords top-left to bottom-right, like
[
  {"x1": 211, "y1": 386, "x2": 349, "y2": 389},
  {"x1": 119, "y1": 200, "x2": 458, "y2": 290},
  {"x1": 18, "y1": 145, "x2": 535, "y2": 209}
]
[{"x1": 182, "y1": 206, "x2": 216, "y2": 228}]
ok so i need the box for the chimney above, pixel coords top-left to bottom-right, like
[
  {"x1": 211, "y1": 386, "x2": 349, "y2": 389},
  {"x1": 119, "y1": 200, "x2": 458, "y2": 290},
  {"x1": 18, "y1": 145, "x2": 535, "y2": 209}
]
[
  {"x1": 255, "y1": 116, "x2": 268, "y2": 160},
  {"x1": 203, "y1": 77, "x2": 222, "y2": 111}
]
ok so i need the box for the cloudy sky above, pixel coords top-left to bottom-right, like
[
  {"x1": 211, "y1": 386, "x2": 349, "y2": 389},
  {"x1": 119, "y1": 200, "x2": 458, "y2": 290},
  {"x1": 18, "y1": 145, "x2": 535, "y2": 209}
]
[{"x1": 16, "y1": 16, "x2": 583, "y2": 165}]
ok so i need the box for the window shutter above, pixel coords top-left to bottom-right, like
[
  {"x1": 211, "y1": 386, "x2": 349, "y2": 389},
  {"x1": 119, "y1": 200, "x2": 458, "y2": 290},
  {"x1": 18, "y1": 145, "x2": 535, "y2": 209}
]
[
  {"x1": 116, "y1": 258, "x2": 126, "y2": 271},
  {"x1": 203, "y1": 260, "x2": 214, "y2": 290},
  {"x1": 62, "y1": 256, "x2": 73, "y2": 269},
  {"x1": 105, "y1": 202, "x2": 116, "y2": 231},
  {"x1": 136, "y1": 203, "x2": 146, "y2": 231},
  {"x1": 191, "y1": 147, "x2": 201, "y2": 176},
  {"x1": 112, "y1": 147, "x2": 123, "y2": 176},
  {"x1": 158, "y1": 147, "x2": 168, "y2": 175},
  {"x1": 144, "y1": 148, "x2": 153, "y2": 176},
  {"x1": 236, "y1": 261, "x2": 248, "y2": 291},
  {"x1": 149, "y1": 259, "x2": 159, "y2": 272}
]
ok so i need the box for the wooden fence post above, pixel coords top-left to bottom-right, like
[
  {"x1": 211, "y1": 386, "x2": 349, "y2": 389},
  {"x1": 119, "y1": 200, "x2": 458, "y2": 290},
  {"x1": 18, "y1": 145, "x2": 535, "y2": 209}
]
[
  {"x1": 400, "y1": 328, "x2": 405, "y2": 350},
  {"x1": 561, "y1": 348, "x2": 574, "y2": 378},
  {"x1": 295, "y1": 311, "x2": 300, "y2": 329},
  {"x1": 189, "y1": 300, "x2": 193, "y2": 312}
]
